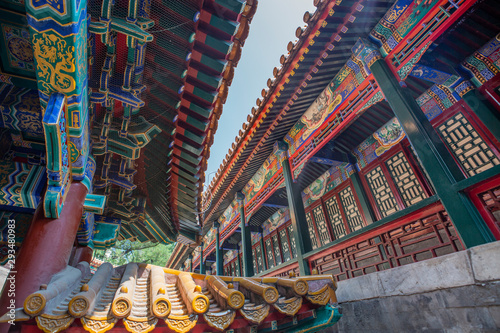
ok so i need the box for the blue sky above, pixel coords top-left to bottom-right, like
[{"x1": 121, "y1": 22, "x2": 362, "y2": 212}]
[{"x1": 205, "y1": 0, "x2": 316, "y2": 182}]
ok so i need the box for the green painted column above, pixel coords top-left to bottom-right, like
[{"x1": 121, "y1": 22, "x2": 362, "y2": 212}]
[
  {"x1": 356, "y1": 40, "x2": 495, "y2": 247},
  {"x1": 259, "y1": 233, "x2": 266, "y2": 271},
  {"x1": 280, "y1": 142, "x2": 312, "y2": 276},
  {"x1": 349, "y1": 169, "x2": 376, "y2": 225},
  {"x1": 214, "y1": 221, "x2": 224, "y2": 275},
  {"x1": 188, "y1": 254, "x2": 193, "y2": 273},
  {"x1": 461, "y1": 87, "x2": 500, "y2": 143},
  {"x1": 236, "y1": 192, "x2": 254, "y2": 277},
  {"x1": 199, "y1": 242, "x2": 206, "y2": 274}
]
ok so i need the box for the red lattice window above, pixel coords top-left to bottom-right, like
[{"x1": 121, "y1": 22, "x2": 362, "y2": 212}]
[
  {"x1": 359, "y1": 143, "x2": 433, "y2": 220},
  {"x1": 308, "y1": 203, "x2": 464, "y2": 281},
  {"x1": 262, "y1": 221, "x2": 295, "y2": 271},
  {"x1": 467, "y1": 175, "x2": 500, "y2": 240},
  {"x1": 431, "y1": 102, "x2": 500, "y2": 178},
  {"x1": 305, "y1": 179, "x2": 371, "y2": 246}
]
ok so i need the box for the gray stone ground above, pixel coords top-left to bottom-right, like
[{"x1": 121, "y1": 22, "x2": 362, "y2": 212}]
[{"x1": 321, "y1": 241, "x2": 500, "y2": 333}]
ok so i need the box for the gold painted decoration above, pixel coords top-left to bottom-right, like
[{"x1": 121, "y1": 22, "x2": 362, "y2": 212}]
[
  {"x1": 203, "y1": 310, "x2": 235, "y2": 331},
  {"x1": 36, "y1": 315, "x2": 74, "y2": 333},
  {"x1": 81, "y1": 317, "x2": 117, "y2": 333},
  {"x1": 32, "y1": 32, "x2": 76, "y2": 95},
  {"x1": 295, "y1": 280, "x2": 309, "y2": 296},
  {"x1": 228, "y1": 291, "x2": 244, "y2": 309},
  {"x1": 264, "y1": 287, "x2": 279, "y2": 303},
  {"x1": 3, "y1": 263, "x2": 341, "y2": 331},
  {"x1": 123, "y1": 317, "x2": 158, "y2": 333},
  {"x1": 68, "y1": 297, "x2": 89, "y2": 317},
  {"x1": 152, "y1": 299, "x2": 170, "y2": 318},
  {"x1": 273, "y1": 297, "x2": 302, "y2": 316},
  {"x1": 24, "y1": 293, "x2": 46, "y2": 315},
  {"x1": 165, "y1": 314, "x2": 198, "y2": 333},
  {"x1": 192, "y1": 294, "x2": 209, "y2": 314},
  {"x1": 306, "y1": 285, "x2": 331, "y2": 306},
  {"x1": 239, "y1": 304, "x2": 270, "y2": 325}
]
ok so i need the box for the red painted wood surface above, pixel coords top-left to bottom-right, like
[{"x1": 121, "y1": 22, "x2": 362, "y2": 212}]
[{"x1": 0, "y1": 182, "x2": 87, "y2": 333}]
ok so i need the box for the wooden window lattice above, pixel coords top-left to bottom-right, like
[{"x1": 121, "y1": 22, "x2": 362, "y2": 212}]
[
  {"x1": 310, "y1": 207, "x2": 463, "y2": 281},
  {"x1": 265, "y1": 238, "x2": 275, "y2": 269},
  {"x1": 313, "y1": 205, "x2": 332, "y2": 246},
  {"x1": 324, "y1": 195, "x2": 347, "y2": 239},
  {"x1": 365, "y1": 166, "x2": 399, "y2": 218},
  {"x1": 288, "y1": 224, "x2": 297, "y2": 258},
  {"x1": 438, "y1": 112, "x2": 500, "y2": 177},
  {"x1": 255, "y1": 243, "x2": 265, "y2": 272},
  {"x1": 339, "y1": 186, "x2": 365, "y2": 232},
  {"x1": 479, "y1": 185, "x2": 500, "y2": 233},
  {"x1": 386, "y1": 151, "x2": 427, "y2": 207},
  {"x1": 279, "y1": 228, "x2": 292, "y2": 262},
  {"x1": 305, "y1": 212, "x2": 320, "y2": 249},
  {"x1": 272, "y1": 234, "x2": 282, "y2": 266}
]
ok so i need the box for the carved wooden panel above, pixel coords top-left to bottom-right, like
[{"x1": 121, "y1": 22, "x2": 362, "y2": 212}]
[
  {"x1": 279, "y1": 228, "x2": 292, "y2": 262},
  {"x1": 385, "y1": 151, "x2": 427, "y2": 207},
  {"x1": 365, "y1": 166, "x2": 399, "y2": 218},
  {"x1": 338, "y1": 186, "x2": 364, "y2": 232},
  {"x1": 438, "y1": 112, "x2": 500, "y2": 176},
  {"x1": 324, "y1": 195, "x2": 347, "y2": 239},
  {"x1": 287, "y1": 225, "x2": 297, "y2": 259},
  {"x1": 305, "y1": 212, "x2": 319, "y2": 249},
  {"x1": 310, "y1": 206, "x2": 463, "y2": 281}
]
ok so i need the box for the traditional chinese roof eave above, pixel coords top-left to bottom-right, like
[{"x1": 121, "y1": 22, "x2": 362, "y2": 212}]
[
  {"x1": 135, "y1": 0, "x2": 258, "y2": 245},
  {"x1": 3, "y1": 262, "x2": 341, "y2": 333},
  {"x1": 200, "y1": 0, "x2": 395, "y2": 236}
]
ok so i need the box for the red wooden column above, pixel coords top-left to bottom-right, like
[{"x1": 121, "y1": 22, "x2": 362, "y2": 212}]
[
  {"x1": 71, "y1": 246, "x2": 94, "y2": 266},
  {"x1": 0, "y1": 182, "x2": 87, "y2": 333}
]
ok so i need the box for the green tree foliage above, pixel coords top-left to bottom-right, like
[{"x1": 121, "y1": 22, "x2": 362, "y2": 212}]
[{"x1": 93, "y1": 240, "x2": 175, "y2": 267}]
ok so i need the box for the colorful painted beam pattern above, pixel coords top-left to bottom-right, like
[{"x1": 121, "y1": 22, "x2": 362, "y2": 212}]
[
  {"x1": 26, "y1": 0, "x2": 90, "y2": 180},
  {"x1": 284, "y1": 52, "x2": 372, "y2": 156},
  {"x1": 462, "y1": 33, "x2": 500, "y2": 87},
  {"x1": 0, "y1": 160, "x2": 46, "y2": 211},
  {"x1": 369, "y1": 0, "x2": 441, "y2": 57},
  {"x1": 93, "y1": 215, "x2": 121, "y2": 250},
  {"x1": 242, "y1": 142, "x2": 288, "y2": 202},
  {"x1": 42, "y1": 93, "x2": 70, "y2": 218},
  {"x1": 302, "y1": 163, "x2": 356, "y2": 207},
  {"x1": 0, "y1": 85, "x2": 43, "y2": 136}
]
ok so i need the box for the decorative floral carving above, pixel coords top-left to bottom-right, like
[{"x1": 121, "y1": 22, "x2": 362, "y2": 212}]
[
  {"x1": 240, "y1": 304, "x2": 270, "y2": 325},
  {"x1": 165, "y1": 314, "x2": 198, "y2": 333},
  {"x1": 203, "y1": 310, "x2": 235, "y2": 331},
  {"x1": 154, "y1": 299, "x2": 170, "y2": 317},
  {"x1": 81, "y1": 317, "x2": 117, "y2": 333},
  {"x1": 113, "y1": 299, "x2": 129, "y2": 316},
  {"x1": 193, "y1": 296, "x2": 208, "y2": 313},
  {"x1": 264, "y1": 288, "x2": 278, "y2": 303},
  {"x1": 295, "y1": 280, "x2": 308, "y2": 295},
  {"x1": 36, "y1": 315, "x2": 74, "y2": 333},
  {"x1": 24, "y1": 294, "x2": 45, "y2": 315},
  {"x1": 273, "y1": 297, "x2": 302, "y2": 316},
  {"x1": 228, "y1": 292, "x2": 244, "y2": 309},
  {"x1": 69, "y1": 297, "x2": 88, "y2": 316},
  {"x1": 123, "y1": 317, "x2": 158, "y2": 333},
  {"x1": 306, "y1": 285, "x2": 331, "y2": 305}
]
